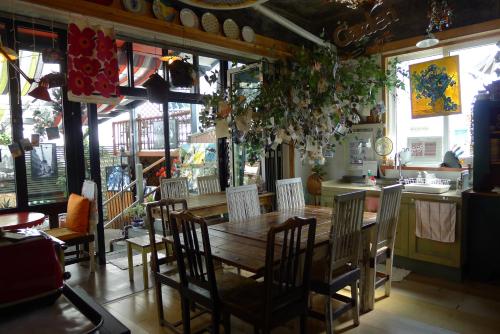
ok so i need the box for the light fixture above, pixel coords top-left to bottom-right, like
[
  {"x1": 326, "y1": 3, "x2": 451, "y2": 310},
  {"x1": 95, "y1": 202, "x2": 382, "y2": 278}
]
[
  {"x1": 416, "y1": 32, "x2": 439, "y2": 48},
  {"x1": 0, "y1": 38, "x2": 18, "y2": 62},
  {"x1": 28, "y1": 83, "x2": 52, "y2": 102},
  {"x1": 160, "y1": 54, "x2": 182, "y2": 64}
]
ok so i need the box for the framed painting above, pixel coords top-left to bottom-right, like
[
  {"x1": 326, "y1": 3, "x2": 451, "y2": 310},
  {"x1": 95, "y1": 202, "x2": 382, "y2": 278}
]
[
  {"x1": 410, "y1": 55, "x2": 461, "y2": 119},
  {"x1": 31, "y1": 143, "x2": 57, "y2": 179}
]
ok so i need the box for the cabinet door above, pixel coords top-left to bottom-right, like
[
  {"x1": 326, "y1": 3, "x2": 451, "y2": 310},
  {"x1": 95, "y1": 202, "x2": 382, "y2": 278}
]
[
  {"x1": 408, "y1": 201, "x2": 462, "y2": 268},
  {"x1": 394, "y1": 203, "x2": 409, "y2": 257}
]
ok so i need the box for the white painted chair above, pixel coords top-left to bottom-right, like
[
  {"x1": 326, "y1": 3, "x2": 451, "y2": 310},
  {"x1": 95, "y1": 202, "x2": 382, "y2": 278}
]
[
  {"x1": 310, "y1": 190, "x2": 366, "y2": 333},
  {"x1": 276, "y1": 177, "x2": 305, "y2": 211},
  {"x1": 372, "y1": 184, "x2": 404, "y2": 299},
  {"x1": 160, "y1": 177, "x2": 189, "y2": 200},
  {"x1": 197, "y1": 175, "x2": 221, "y2": 195},
  {"x1": 226, "y1": 184, "x2": 260, "y2": 223}
]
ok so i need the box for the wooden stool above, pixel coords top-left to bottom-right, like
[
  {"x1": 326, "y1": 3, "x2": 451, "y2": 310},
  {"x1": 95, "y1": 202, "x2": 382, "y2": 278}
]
[{"x1": 126, "y1": 234, "x2": 165, "y2": 289}]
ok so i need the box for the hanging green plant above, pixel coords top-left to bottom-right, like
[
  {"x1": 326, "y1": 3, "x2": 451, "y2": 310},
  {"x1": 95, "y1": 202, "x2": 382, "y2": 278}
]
[{"x1": 199, "y1": 45, "x2": 405, "y2": 165}]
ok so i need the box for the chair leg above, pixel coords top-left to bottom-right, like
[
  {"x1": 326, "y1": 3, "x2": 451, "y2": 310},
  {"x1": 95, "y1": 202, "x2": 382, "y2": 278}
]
[
  {"x1": 222, "y1": 312, "x2": 231, "y2": 334},
  {"x1": 154, "y1": 281, "x2": 164, "y2": 325},
  {"x1": 211, "y1": 310, "x2": 220, "y2": 334},
  {"x1": 351, "y1": 280, "x2": 360, "y2": 326},
  {"x1": 325, "y1": 296, "x2": 334, "y2": 334},
  {"x1": 385, "y1": 253, "x2": 394, "y2": 297},
  {"x1": 181, "y1": 297, "x2": 191, "y2": 334},
  {"x1": 127, "y1": 243, "x2": 134, "y2": 282},
  {"x1": 300, "y1": 313, "x2": 307, "y2": 334},
  {"x1": 142, "y1": 250, "x2": 149, "y2": 289},
  {"x1": 89, "y1": 241, "x2": 96, "y2": 273}
]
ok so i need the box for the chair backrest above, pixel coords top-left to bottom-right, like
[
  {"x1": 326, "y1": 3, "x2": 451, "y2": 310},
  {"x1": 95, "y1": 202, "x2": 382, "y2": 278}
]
[
  {"x1": 226, "y1": 184, "x2": 260, "y2": 223},
  {"x1": 197, "y1": 175, "x2": 220, "y2": 195},
  {"x1": 276, "y1": 178, "x2": 305, "y2": 211},
  {"x1": 169, "y1": 210, "x2": 219, "y2": 303},
  {"x1": 264, "y1": 217, "x2": 316, "y2": 320},
  {"x1": 375, "y1": 184, "x2": 403, "y2": 251},
  {"x1": 328, "y1": 190, "x2": 366, "y2": 278},
  {"x1": 81, "y1": 180, "x2": 98, "y2": 234},
  {"x1": 146, "y1": 198, "x2": 188, "y2": 273},
  {"x1": 160, "y1": 177, "x2": 189, "y2": 200}
]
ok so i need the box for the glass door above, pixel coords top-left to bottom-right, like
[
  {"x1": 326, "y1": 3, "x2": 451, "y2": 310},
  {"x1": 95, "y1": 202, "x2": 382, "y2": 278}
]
[{"x1": 227, "y1": 63, "x2": 262, "y2": 186}]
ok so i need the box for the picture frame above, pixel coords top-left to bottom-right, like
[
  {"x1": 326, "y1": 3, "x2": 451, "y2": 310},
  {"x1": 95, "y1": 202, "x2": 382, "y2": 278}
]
[{"x1": 31, "y1": 143, "x2": 58, "y2": 178}]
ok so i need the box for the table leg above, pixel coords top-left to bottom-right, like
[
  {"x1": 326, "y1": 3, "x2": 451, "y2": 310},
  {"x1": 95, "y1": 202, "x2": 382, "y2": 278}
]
[
  {"x1": 127, "y1": 242, "x2": 133, "y2": 282},
  {"x1": 142, "y1": 250, "x2": 148, "y2": 289},
  {"x1": 360, "y1": 226, "x2": 376, "y2": 313}
]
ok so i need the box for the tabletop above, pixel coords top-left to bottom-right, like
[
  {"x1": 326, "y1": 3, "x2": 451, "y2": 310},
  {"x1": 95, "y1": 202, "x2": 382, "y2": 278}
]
[
  {"x1": 165, "y1": 205, "x2": 377, "y2": 273},
  {"x1": 0, "y1": 212, "x2": 46, "y2": 231}
]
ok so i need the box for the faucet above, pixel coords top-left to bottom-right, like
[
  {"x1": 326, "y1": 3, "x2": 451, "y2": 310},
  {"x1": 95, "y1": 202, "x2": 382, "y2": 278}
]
[{"x1": 394, "y1": 152, "x2": 405, "y2": 185}]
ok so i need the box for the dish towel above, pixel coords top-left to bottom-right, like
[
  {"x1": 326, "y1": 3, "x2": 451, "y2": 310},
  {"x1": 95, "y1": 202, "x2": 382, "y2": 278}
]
[{"x1": 415, "y1": 200, "x2": 456, "y2": 243}]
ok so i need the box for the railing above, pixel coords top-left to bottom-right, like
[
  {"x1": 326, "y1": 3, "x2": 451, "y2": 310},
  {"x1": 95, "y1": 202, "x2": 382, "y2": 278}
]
[
  {"x1": 103, "y1": 156, "x2": 164, "y2": 229},
  {"x1": 112, "y1": 112, "x2": 192, "y2": 154}
]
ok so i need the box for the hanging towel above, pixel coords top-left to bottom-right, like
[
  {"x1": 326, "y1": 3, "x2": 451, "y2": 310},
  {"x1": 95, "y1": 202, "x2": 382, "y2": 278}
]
[{"x1": 415, "y1": 200, "x2": 456, "y2": 243}]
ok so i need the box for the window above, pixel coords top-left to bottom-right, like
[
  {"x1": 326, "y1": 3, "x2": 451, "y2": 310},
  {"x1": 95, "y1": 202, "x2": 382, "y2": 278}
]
[
  {"x1": 18, "y1": 49, "x2": 67, "y2": 204},
  {"x1": 387, "y1": 37, "x2": 499, "y2": 166},
  {"x1": 0, "y1": 47, "x2": 17, "y2": 209}
]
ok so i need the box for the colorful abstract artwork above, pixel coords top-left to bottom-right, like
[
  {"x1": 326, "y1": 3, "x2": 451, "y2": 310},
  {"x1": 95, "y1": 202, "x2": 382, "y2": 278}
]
[
  {"x1": 67, "y1": 22, "x2": 120, "y2": 104},
  {"x1": 410, "y1": 55, "x2": 461, "y2": 119}
]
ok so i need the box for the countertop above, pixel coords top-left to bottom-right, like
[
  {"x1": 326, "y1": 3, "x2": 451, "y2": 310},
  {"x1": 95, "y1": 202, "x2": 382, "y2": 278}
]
[{"x1": 322, "y1": 180, "x2": 462, "y2": 202}]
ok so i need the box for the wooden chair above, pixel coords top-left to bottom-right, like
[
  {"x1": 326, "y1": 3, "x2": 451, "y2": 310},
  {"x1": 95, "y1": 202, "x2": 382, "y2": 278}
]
[
  {"x1": 169, "y1": 210, "x2": 257, "y2": 334},
  {"x1": 197, "y1": 174, "x2": 221, "y2": 195},
  {"x1": 221, "y1": 216, "x2": 317, "y2": 334},
  {"x1": 159, "y1": 177, "x2": 189, "y2": 200},
  {"x1": 145, "y1": 198, "x2": 190, "y2": 333},
  {"x1": 226, "y1": 184, "x2": 260, "y2": 223},
  {"x1": 46, "y1": 180, "x2": 97, "y2": 273},
  {"x1": 372, "y1": 184, "x2": 403, "y2": 299},
  {"x1": 276, "y1": 177, "x2": 305, "y2": 211},
  {"x1": 309, "y1": 190, "x2": 366, "y2": 333}
]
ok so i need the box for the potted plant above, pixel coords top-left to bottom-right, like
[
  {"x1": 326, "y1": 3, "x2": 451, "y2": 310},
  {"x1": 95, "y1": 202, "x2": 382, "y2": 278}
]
[
  {"x1": 307, "y1": 164, "x2": 326, "y2": 199},
  {"x1": 168, "y1": 58, "x2": 196, "y2": 88},
  {"x1": 125, "y1": 204, "x2": 146, "y2": 229}
]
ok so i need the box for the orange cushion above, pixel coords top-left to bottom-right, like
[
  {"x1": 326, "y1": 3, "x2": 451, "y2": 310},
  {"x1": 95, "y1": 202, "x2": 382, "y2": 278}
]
[{"x1": 65, "y1": 193, "x2": 90, "y2": 233}]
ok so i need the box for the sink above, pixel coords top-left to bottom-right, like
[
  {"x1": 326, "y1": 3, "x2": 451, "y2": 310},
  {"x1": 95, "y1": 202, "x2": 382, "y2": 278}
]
[{"x1": 403, "y1": 183, "x2": 451, "y2": 194}]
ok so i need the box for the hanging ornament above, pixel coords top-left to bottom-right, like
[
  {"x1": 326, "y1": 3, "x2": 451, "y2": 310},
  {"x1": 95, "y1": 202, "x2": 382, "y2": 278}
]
[{"x1": 427, "y1": 0, "x2": 453, "y2": 33}]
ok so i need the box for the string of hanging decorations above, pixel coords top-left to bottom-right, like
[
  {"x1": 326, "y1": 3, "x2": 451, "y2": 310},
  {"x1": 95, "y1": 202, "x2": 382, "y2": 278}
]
[{"x1": 427, "y1": 0, "x2": 453, "y2": 33}]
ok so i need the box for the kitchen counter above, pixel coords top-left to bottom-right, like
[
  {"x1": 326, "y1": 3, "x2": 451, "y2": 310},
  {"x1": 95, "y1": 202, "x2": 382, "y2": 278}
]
[
  {"x1": 321, "y1": 179, "x2": 464, "y2": 281},
  {"x1": 321, "y1": 180, "x2": 462, "y2": 202}
]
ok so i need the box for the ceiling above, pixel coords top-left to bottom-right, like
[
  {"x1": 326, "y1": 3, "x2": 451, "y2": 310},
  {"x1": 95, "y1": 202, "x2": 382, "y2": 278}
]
[{"x1": 180, "y1": 0, "x2": 500, "y2": 48}]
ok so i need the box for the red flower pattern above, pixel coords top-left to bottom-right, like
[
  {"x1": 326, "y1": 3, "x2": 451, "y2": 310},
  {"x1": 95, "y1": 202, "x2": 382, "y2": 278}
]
[
  {"x1": 68, "y1": 70, "x2": 94, "y2": 96},
  {"x1": 94, "y1": 73, "x2": 116, "y2": 98},
  {"x1": 68, "y1": 24, "x2": 95, "y2": 57},
  {"x1": 103, "y1": 58, "x2": 118, "y2": 82},
  {"x1": 73, "y1": 56, "x2": 100, "y2": 77},
  {"x1": 96, "y1": 30, "x2": 114, "y2": 60}
]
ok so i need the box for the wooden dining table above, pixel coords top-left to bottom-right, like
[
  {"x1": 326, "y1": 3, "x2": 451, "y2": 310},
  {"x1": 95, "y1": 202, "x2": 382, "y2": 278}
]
[
  {"x1": 164, "y1": 205, "x2": 378, "y2": 313},
  {"x1": 154, "y1": 191, "x2": 275, "y2": 217}
]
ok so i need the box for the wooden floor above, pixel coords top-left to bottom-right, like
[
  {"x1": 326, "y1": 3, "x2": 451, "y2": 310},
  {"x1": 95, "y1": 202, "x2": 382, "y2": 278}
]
[{"x1": 67, "y1": 262, "x2": 500, "y2": 334}]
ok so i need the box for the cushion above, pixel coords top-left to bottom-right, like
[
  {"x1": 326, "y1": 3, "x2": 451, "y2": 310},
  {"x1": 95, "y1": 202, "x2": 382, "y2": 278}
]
[
  {"x1": 65, "y1": 193, "x2": 90, "y2": 233},
  {"x1": 45, "y1": 227, "x2": 87, "y2": 242}
]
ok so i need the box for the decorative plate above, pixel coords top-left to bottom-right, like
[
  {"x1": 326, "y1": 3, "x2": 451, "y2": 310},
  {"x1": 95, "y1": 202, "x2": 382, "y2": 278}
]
[
  {"x1": 375, "y1": 136, "x2": 394, "y2": 156},
  {"x1": 223, "y1": 19, "x2": 240, "y2": 39},
  {"x1": 241, "y1": 26, "x2": 255, "y2": 43},
  {"x1": 152, "y1": 0, "x2": 177, "y2": 22},
  {"x1": 122, "y1": 0, "x2": 144, "y2": 13},
  {"x1": 180, "y1": 8, "x2": 200, "y2": 28},
  {"x1": 201, "y1": 12, "x2": 220, "y2": 34}
]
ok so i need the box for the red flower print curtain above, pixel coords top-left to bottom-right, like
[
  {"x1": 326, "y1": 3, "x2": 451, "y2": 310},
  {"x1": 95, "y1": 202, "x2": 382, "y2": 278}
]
[{"x1": 67, "y1": 22, "x2": 120, "y2": 104}]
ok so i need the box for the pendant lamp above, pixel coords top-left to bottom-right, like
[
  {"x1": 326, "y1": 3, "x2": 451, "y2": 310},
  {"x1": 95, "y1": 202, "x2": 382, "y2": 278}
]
[{"x1": 416, "y1": 32, "x2": 439, "y2": 48}]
